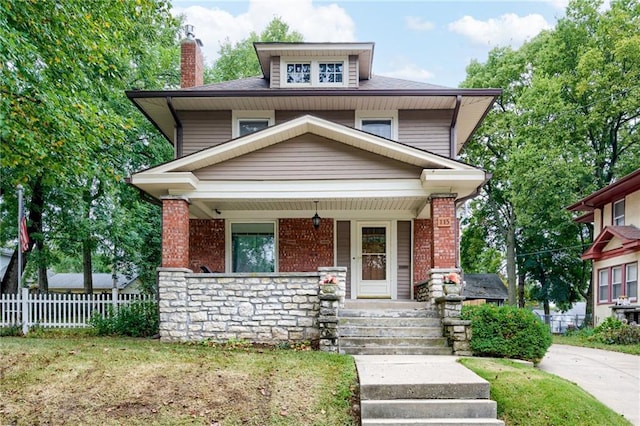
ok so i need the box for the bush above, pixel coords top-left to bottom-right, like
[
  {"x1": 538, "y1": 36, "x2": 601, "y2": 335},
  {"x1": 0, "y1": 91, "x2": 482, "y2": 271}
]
[
  {"x1": 589, "y1": 318, "x2": 640, "y2": 345},
  {"x1": 90, "y1": 300, "x2": 158, "y2": 337},
  {"x1": 461, "y1": 304, "x2": 552, "y2": 363}
]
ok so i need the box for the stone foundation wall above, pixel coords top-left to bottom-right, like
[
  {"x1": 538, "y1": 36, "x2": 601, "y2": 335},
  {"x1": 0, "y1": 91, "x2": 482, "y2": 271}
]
[{"x1": 157, "y1": 267, "x2": 346, "y2": 345}]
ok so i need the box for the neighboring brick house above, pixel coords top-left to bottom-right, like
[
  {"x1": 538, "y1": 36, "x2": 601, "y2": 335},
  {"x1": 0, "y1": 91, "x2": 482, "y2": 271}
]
[
  {"x1": 127, "y1": 33, "x2": 500, "y2": 343},
  {"x1": 568, "y1": 169, "x2": 640, "y2": 325}
]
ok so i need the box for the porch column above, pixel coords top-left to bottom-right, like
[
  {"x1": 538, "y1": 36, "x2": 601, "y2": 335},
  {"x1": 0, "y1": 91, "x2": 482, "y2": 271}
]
[
  {"x1": 161, "y1": 196, "x2": 190, "y2": 269},
  {"x1": 430, "y1": 194, "x2": 457, "y2": 269}
]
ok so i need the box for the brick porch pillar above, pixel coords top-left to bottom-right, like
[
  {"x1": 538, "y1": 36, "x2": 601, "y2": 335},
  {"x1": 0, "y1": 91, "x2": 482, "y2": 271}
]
[
  {"x1": 161, "y1": 196, "x2": 191, "y2": 269},
  {"x1": 431, "y1": 195, "x2": 457, "y2": 269}
]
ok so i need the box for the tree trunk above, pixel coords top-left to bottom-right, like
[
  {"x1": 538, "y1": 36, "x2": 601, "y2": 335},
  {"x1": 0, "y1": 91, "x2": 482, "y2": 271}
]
[
  {"x1": 518, "y1": 271, "x2": 526, "y2": 308},
  {"x1": 29, "y1": 178, "x2": 48, "y2": 293},
  {"x1": 506, "y1": 220, "x2": 517, "y2": 305},
  {"x1": 83, "y1": 239, "x2": 93, "y2": 294},
  {"x1": 543, "y1": 299, "x2": 551, "y2": 325}
]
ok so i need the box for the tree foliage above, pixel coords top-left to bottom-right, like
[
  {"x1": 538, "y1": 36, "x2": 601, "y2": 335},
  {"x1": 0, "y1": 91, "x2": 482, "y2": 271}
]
[
  {"x1": 205, "y1": 17, "x2": 303, "y2": 83},
  {"x1": 460, "y1": 0, "x2": 640, "y2": 318},
  {"x1": 1, "y1": 0, "x2": 179, "y2": 293}
]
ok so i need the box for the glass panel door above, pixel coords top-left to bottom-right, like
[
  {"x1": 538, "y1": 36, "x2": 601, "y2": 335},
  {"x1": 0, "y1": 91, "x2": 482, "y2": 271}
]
[{"x1": 357, "y1": 222, "x2": 391, "y2": 298}]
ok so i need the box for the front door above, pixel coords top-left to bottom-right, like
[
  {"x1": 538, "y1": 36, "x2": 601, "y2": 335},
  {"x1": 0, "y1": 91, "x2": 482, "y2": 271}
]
[{"x1": 357, "y1": 222, "x2": 391, "y2": 298}]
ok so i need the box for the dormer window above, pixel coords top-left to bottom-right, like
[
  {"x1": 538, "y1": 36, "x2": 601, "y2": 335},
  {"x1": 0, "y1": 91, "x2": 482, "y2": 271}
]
[{"x1": 281, "y1": 58, "x2": 347, "y2": 87}]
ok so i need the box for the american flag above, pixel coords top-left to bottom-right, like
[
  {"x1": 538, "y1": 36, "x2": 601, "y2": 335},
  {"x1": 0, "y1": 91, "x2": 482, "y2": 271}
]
[{"x1": 19, "y1": 212, "x2": 29, "y2": 253}]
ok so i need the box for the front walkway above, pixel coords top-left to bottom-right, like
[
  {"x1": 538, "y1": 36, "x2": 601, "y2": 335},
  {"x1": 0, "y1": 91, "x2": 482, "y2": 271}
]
[{"x1": 538, "y1": 344, "x2": 640, "y2": 425}]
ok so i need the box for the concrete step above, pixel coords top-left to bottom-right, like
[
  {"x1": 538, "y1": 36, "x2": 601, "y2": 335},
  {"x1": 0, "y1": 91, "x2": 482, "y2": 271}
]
[
  {"x1": 339, "y1": 326, "x2": 443, "y2": 338},
  {"x1": 361, "y1": 399, "x2": 497, "y2": 420},
  {"x1": 343, "y1": 301, "x2": 429, "y2": 310},
  {"x1": 339, "y1": 316, "x2": 442, "y2": 327},
  {"x1": 339, "y1": 308, "x2": 440, "y2": 319},
  {"x1": 341, "y1": 346, "x2": 454, "y2": 356},
  {"x1": 340, "y1": 336, "x2": 448, "y2": 347},
  {"x1": 362, "y1": 419, "x2": 504, "y2": 425}
]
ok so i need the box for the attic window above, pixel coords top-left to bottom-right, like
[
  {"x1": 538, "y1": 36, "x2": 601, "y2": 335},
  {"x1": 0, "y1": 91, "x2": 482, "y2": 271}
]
[
  {"x1": 232, "y1": 110, "x2": 275, "y2": 138},
  {"x1": 356, "y1": 110, "x2": 398, "y2": 140},
  {"x1": 613, "y1": 199, "x2": 625, "y2": 225},
  {"x1": 281, "y1": 58, "x2": 347, "y2": 87},
  {"x1": 239, "y1": 119, "x2": 269, "y2": 136}
]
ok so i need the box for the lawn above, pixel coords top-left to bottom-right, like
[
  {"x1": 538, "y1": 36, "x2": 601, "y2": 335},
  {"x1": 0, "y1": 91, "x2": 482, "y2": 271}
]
[
  {"x1": 460, "y1": 357, "x2": 631, "y2": 426},
  {"x1": 0, "y1": 336, "x2": 358, "y2": 425},
  {"x1": 553, "y1": 334, "x2": 640, "y2": 355}
]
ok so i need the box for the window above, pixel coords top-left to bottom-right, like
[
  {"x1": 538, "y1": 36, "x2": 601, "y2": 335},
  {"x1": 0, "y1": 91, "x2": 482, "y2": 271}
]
[
  {"x1": 613, "y1": 199, "x2": 625, "y2": 225},
  {"x1": 232, "y1": 111, "x2": 275, "y2": 138},
  {"x1": 281, "y1": 58, "x2": 347, "y2": 87},
  {"x1": 238, "y1": 119, "x2": 269, "y2": 136},
  {"x1": 598, "y1": 269, "x2": 609, "y2": 303},
  {"x1": 627, "y1": 263, "x2": 638, "y2": 300},
  {"x1": 286, "y1": 62, "x2": 311, "y2": 84},
  {"x1": 318, "y1": 62, "x2": 343, "y2": 83},
  {"x1": 612, "y1": 266, "x2": 623, "y2": 300},
  {"x1": 230, "y1": 223, "x2": 275, "y2": 273},
  {"x1": 361, "y1": 119, "x2": 392, "y2": 139},
  {"x1": 356, "y1": 110, "x2": 398, "y2": 140}
]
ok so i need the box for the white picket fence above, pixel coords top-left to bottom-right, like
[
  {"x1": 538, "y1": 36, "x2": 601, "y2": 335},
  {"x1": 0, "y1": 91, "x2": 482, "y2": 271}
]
[{"x1": 1, "y1": 288, "x2": 155, "y2": 334}]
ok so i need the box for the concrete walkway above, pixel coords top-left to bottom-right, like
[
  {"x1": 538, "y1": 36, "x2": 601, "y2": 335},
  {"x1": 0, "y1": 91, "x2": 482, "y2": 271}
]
[{"x1": 538, "y1": 344, "x2": 640, "y2": 425}]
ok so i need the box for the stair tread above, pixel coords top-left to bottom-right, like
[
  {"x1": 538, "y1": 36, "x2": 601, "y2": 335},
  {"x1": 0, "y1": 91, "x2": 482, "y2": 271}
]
[{"x1": 362, "y1": 419, "x2": 504, "y2": 425}]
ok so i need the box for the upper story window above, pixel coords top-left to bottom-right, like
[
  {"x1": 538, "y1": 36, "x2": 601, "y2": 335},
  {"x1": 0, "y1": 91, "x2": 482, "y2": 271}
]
[
  {"x1": 356, "y1": 110, "x2": 398, "y2": 140},
  {"x1": 281, "y1": 58, "x2": 347, "y2": 87},
  {"x1": 232, "y1": 110, "x2": 275, "y2": 138},
  {"x1": 613, "y1": 199, "x2": 625, "y2": 226}
]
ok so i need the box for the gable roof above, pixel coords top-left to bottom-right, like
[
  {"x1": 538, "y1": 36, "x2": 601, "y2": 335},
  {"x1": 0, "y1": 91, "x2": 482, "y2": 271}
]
[
  {"x1": 463, "y1": 274, "x2": 509, "y2": 300},
  {"x1": 582, "y1": 225, "x2": 640, "y2": 260},
  {"x1": 567, "y1": 168, "x2": 640, "y2": 212}
]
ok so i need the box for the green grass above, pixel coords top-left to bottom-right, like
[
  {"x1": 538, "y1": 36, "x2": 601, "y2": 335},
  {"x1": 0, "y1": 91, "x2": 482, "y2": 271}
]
[
  {"x1": 0, "y1": 336, "x2": 358, "y2": 425},
  {"x1": 460, "y1": 357, "x2": 631, "y2": 426},
  {"x1": 553, "y1": 334, "x2": 640, "y2": 355}
]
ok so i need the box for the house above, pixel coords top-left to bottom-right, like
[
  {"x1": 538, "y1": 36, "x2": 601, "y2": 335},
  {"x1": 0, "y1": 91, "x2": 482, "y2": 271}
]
[
  {"x1": 0, "y1": 248, "x2": 12, "y2": 283},
  {"x1": 567, "y1": 168, "x2": 640, "y2": 325},
  {"x1": 462, "y1": 273, "x2": 508, "y2": 305},
  {"x1": 127, "y1": 31, "x2": 500, "y2": 344},
  {"x1": 43, "y1": 272, "x2": 141, "y2": 294}
]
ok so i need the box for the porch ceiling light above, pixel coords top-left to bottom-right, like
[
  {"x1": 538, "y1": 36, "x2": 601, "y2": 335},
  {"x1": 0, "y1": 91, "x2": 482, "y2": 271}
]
[{"x1": 312, "y1": 201, "x2": 321, "y2": 229}]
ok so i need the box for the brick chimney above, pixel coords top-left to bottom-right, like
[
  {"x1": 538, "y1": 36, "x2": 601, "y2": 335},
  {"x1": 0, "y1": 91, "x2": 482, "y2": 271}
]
[{"x1": 180, "y1": 24, "x2": 204, "y2": 88}]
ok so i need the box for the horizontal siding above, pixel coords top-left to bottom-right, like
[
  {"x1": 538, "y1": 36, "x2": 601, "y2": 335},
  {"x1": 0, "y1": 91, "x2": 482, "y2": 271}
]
[
  {"x1": 336, "y1": 221, "x2": 351, "y2": 299},
  {"x1": 180, "y1": 110, "x2": 232, "y2": 156},
  {"x1": 271, "y1": 56, "x2": 280, "y2": 88},
  {"x1": 349, "y1": 55, "x2": 358, "y2": 87},
  {"x1": 397, "y1": 220, "x2": 412, "y2": 300},
  {"x1": 194, "y1": 133, "x2": 423, "y2": 180},
  {"x1": 276, "y1": 110, "x2": 355, "y2": 127},
  {"x1": 398, "y1": 110, "x2": 452, "y2": 157}
]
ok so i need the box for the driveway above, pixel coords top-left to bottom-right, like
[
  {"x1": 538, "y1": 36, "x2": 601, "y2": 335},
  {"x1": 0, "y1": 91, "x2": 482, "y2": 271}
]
[{"x1": 538, "y1": 344, "x2": 640, "y2": 425}]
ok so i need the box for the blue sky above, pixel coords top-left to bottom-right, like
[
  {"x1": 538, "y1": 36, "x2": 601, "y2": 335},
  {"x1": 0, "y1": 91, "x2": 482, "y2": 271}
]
[{"x1": 171, "y1": 0, "x2": 570, "y2": 88}]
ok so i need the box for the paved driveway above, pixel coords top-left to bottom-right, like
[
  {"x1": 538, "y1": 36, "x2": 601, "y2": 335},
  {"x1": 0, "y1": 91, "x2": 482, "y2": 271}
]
[{"x1": 538, "y1": 344, "x2": 640, "y2": 425}]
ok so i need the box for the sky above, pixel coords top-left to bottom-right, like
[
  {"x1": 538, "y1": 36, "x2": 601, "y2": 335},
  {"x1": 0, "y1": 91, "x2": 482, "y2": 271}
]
[{"x1": 171, "y1": 0, "x2": 571, "y2": 88}]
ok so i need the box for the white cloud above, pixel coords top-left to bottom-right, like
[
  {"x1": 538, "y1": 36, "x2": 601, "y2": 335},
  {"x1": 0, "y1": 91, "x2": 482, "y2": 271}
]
[
  {"x1": 172, "y1": 0, "x2": 355, "y2": 65},
  {"x1": 378, "y1": 63, "x2": 435, "y2": 83},
  {"x1": 448, "y1": 13, "x2": 552, "y2": 48},
  {"x1": 405, "y1": 16, "x2": 434, "y2": 32}
]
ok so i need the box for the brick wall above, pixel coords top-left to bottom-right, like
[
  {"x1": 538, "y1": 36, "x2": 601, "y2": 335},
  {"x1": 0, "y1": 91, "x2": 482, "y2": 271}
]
[
  {"x1": 413, "y1": 219, "x2": 433, "y2": 283},
  {"x1": 431, "y1": 197, "x2": 456, "y2": 269},
  {"x1": 279, "y1": 218, "x2": 334, "y2": 272},
  {"x1": 180, "y1": 38, "x2": 203, "y2": 88},
  {"x1": 162, "y1": 198, "x2": 190, "y2": 268},
  {"x1": 189, "y1": 219, "x2": 225, "y2": 273}
]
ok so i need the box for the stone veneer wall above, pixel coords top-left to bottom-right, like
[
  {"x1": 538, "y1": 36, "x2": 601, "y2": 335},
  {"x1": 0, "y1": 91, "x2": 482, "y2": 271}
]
[{"x1": 157, "y1": 267, "x2": 346, "y2": 344}]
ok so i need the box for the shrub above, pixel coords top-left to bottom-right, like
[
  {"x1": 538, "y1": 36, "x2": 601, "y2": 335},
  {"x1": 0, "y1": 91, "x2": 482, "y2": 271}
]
[
  {"x1": 90, "y1": 300, "x2": 158, "y2": 337},
  {"x1": 0, "y1": 324, "x2": 23, "y2": 337},
  {"x1": 461, "y1": 304, "x2": 552, "y2": 363},
  {"x1": 589, "y1": 318, "x2": 640, "y2": 345}
]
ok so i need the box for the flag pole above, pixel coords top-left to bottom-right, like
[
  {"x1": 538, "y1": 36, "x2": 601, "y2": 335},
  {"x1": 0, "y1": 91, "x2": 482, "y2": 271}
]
[{"x1": 17, "y1": 184, "x2": 23, "y2": 294}]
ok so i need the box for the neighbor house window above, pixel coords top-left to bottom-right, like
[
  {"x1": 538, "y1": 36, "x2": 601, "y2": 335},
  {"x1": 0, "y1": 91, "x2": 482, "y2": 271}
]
[
  {"x1": 281, "y1": 59, "x2": 348, "y2": 87},
  {"x1": 356, "y1": 110, "x2": 398, "y2": 140},
  {"x1": 230, "y1": 222, "x2": 275, "y2": 273},
  {"x1": 232, "y1": 110, "x2": 275, "y2": 138},
  {"x1": 626, "y1": 263, "x2": 637, "y2": 300},
  {"x1": 613, "y1": 199, "x2": 625, "y2": 225},
  {"x1": 612, "y1": 266, "x2": 623, "y2": 300},
  {"x1": 598, "y1": 269, "x2": 609, "y2": 303}
]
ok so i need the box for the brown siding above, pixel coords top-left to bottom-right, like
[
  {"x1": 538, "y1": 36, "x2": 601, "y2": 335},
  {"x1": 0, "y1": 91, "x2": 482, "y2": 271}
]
[
  {"x1": 397, "y1": 221, "x2": 412, "y2": 300},
  {"x1": 398, "y1": 110, "x2": 452, "y2": 157},
  {"x1": 194, "y1": 133, "x2": 423, "y2": 180},
  {"x1": 336, "y1": 221, "x2": 351, "y2": 299},
  {"x1": 349, "y1": 55, "x2": 358, "y2": 87},
  {"x1": 180, "y1": 110, "x2": 232, "y2": 155},
  {"x1": 271, "y1": 56, "x2": 280, "y2": 88},
  {"x1": 276, "y1": 110, "x2": 355, "y2": 127}
]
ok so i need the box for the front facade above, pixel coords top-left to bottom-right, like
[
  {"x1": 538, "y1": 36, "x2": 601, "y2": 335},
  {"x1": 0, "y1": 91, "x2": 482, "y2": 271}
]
[
  {"x1": 568, "y1": 169, "x2": 640, "y2": 325},
  {"x1": 128, "y1": 34, "x2": 499, "y2": 342}
]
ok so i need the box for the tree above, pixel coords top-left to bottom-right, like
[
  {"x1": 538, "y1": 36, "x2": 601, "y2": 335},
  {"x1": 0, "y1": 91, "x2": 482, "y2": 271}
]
[
  {"x1": 205, "y1": 17, "x2": 303, "y2": 83},
  {"x1": 1, "y1": 1, "x2": 179, "y2": 293}
]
